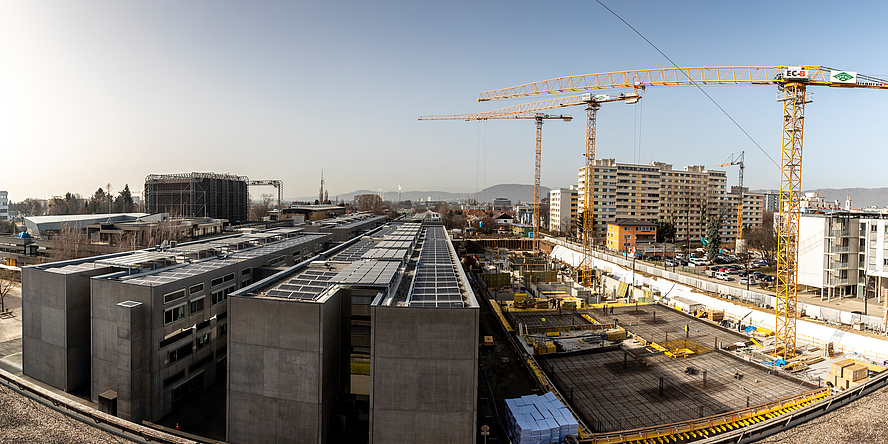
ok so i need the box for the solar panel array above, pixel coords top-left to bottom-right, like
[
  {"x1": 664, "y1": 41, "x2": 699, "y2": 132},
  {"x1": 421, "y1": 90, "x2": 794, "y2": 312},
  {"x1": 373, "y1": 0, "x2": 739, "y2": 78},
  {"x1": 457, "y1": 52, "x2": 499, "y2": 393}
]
[
  {"x1": 332, "y1": 239, "x2": 376, "y2": 262},
  {"x1": 333, "y1": 261, "x2": 400, "y2": 286},
  {"x1": 409, "y1": 226, "x2": 464, "y2": 308},
  {"x1": 123, "y1": 261, "x2": 229, "y2": 286},
  {"x1": 263, "y1": 267, "x2": 340, "y2": 300}
]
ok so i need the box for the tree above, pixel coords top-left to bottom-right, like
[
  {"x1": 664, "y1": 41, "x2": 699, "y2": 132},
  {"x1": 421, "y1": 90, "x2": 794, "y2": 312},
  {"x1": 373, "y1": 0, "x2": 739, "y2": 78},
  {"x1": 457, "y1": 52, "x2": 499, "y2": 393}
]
[
  {"x1": 250, "y1": 193, "x2": 275, "y2": 220},
  {"x1": 746, "y1": 210, "x2": 777, "y2": 261},
  {"x1": 50, "y1": 223, "x2": 90, "y2": 261},
  {"x1": 115, "y1": 184, "x2": 135, "y2": 213},
  {"x1": 49, "y1": 193, "x2": 86, "y2": 215},
  {"x1": 656, "y1": 221, "x2": 677, "y2": 243},
  {"x1": 15, "y1": 198, "x2": 45, "y2": 217},
  {"x1": 0, "y1": 270, "x2": 15, "y2": 313},
  {"x1": 705, "y1": 218, "x2": 721, "y2": 261},
  {"x1": 479, "y1": 216, "x2": 496, "y2": 234},
  {"x1": 354, "y1": 194, "x2": 384, "y2": 214}
]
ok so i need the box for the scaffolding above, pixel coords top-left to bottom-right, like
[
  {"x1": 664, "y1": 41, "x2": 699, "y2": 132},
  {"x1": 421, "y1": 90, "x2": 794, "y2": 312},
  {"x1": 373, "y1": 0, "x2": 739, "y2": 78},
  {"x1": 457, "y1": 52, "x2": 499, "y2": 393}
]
[{"x1": 144, "y1": 172, "x2": 250, "y2": 223}]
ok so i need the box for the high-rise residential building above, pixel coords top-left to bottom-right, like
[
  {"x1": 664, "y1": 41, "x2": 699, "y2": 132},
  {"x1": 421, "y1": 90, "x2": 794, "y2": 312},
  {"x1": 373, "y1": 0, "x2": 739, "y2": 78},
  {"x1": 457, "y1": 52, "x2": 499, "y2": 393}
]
[
  {"x1": 579, "y1": 160, "x2": 734, "y2": 244},
  {"x1": 763, "y1": 192, "x2": 780, "y2": 212},
  {"x1": 492, "y1": 197, "x2": 512, "y2": 211},
  {"x1": 724, "y1": 186, "x2": 765, "y2": 240},
  {"x1": 548, "y1": 187, "x2": 577, "y2": 234},
  {"x1": 0, "y1": 191, "x2": 8, "y2": 221}
]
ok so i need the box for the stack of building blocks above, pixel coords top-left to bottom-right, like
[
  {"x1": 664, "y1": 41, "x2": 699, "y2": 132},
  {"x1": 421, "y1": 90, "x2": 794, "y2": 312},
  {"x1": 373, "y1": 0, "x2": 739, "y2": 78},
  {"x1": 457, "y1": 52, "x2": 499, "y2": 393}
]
[
  {"x1": 504, "y1": 393, "x2": 580, "y2": 444},
  {"x1": 828, "y1": 359, "x2": 870, "y2": 389}
]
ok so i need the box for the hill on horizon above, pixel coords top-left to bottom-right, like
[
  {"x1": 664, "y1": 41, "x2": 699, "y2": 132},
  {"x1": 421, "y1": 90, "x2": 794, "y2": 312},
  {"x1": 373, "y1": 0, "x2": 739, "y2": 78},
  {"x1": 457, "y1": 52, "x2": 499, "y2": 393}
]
[{"x1": 289, "y1": 184, "x2": 550, "y2": 206}]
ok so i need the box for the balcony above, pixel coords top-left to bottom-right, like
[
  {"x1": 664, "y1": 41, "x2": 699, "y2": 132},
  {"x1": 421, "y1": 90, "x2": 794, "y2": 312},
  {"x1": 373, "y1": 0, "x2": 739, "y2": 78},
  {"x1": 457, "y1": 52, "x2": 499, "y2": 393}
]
[
  {"x1": 826, "y1": 229, "x2": 850, "y2": 238},
  {"x1": 825, "y1": 245, "x2": 851, "y2": 254},
  {"x1": 826, "y1": 261, "x2": 850, "y2": 270},
  {"x1": 826, "y1": 277, "x2": 851, "y2": 287}
]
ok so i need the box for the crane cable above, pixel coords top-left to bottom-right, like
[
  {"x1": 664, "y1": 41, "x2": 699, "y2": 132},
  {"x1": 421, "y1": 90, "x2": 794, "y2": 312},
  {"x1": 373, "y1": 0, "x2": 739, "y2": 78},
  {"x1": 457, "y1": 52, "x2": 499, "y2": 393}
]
[{"x1": 594, "y1": 0, "x2": 780, "y2": 170}]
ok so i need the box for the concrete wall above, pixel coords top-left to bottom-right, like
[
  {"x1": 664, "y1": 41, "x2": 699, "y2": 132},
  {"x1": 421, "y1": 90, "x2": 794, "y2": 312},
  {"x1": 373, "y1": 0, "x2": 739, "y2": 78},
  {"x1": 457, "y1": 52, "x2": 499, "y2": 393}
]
[
  {"x1": 23, "y1": 266, "x2": 112, "y2": 392},
  {"x1": 369, "y1": 305, "x2": 478, "y2": 444},
  {"x1": 227, "y1": 293, "x2": 341, "y2": 444}
]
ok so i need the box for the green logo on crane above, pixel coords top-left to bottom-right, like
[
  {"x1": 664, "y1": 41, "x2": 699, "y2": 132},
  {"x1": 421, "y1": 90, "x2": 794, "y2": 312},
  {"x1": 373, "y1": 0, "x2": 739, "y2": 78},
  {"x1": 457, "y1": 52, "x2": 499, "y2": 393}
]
[{"x1": 833, "y1": 72, "x2": 854, "y2": 82}]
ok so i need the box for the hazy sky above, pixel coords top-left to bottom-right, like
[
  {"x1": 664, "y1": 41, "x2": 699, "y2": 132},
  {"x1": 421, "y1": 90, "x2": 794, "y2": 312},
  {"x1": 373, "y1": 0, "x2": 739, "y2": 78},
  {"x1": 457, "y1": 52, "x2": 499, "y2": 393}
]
[{"x1": 2, "y1": 1, "x2": 887, "y2": 202}]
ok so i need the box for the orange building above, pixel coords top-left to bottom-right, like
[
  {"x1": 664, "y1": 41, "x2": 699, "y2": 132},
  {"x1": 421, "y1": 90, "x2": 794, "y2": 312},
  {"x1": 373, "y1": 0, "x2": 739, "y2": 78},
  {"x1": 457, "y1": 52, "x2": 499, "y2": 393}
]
[{"x1": 606, "y1": 218, "x2": 657, "y2": 252}]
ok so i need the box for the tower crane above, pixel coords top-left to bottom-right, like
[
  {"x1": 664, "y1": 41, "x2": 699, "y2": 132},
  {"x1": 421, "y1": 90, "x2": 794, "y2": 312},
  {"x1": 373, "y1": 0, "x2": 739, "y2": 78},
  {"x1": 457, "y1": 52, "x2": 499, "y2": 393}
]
[
  {"x1": 418, "y1": 112, "x2": 572, "y2": 254},
  {"x1": 718, "y1": 151, "x2": 745, "y2": 244},
  {"x1": 477, "y1": 65, "x2": 888, "y2": 359},
  {"x1": 422, "y1": 92, "x2": 640, "y2": 280}
]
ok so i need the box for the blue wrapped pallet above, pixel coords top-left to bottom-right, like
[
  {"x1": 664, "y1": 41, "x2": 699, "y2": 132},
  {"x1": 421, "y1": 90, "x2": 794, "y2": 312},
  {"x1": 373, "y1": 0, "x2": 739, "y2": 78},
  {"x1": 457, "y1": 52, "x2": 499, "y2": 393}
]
[{"x1": 504, "y1": 393, "x2": 580, "y2": 444}]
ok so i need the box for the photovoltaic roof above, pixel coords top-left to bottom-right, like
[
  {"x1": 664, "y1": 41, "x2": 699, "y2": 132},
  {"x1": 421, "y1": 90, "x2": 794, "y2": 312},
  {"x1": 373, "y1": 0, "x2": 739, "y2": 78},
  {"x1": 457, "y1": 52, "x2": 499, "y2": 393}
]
[
  {"x1": 408, "y1": 226, "x2": 465, "y2": 308},
  {"x1": 333, "y1": 261, "x2": 400, "y2": 286}
]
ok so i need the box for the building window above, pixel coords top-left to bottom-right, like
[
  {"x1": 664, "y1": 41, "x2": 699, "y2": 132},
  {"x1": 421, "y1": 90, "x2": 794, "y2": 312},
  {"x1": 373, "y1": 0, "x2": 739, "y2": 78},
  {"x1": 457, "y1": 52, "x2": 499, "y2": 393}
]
[
  {"x1": 189, "y1": 283, "x2": 204, "y2": 295},
  {"x1": 168, "y1": 343, "x2": 193, "y2": 364},
  {"x1": 223, "y1": 273, "x2": 235, "y2": 283},
  {"x1": 163, "y1": 290, "x2": 186, "y2": 305},
  {"x1": 190, "y1": 297, "x2": 205, "y2": 315},
  {"x1": 196, "y1": 332, "x2": 211, "y2": 350},
  {"x1": 219, "y1": 323, "x2": 227, "y2": 337},
  {"x1": 164, "y1": 304, "x2": 186, "y2": 325},
  {"x1": 268, "y1": 256, "x2": 286, "y2": 267},
  {"x1": 212, "y1": 285, "x2": 234, "y2": 305},
  {"x1": 241, "y1": 268, "x2": 251, "y2": 276}
]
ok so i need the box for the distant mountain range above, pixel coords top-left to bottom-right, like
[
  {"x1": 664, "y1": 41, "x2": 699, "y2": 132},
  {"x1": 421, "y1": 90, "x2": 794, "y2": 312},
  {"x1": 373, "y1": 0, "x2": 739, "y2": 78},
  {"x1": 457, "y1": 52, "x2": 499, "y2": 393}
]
[
  {"x1": 289, "y1": 184, "x2": 550, "y2": 205},
  {"x1": 753, "y1": 188, "x2": 888, "y2": 209},
  {"x1": 290, "y1": 184, "x2": 888, "y2": 209}
]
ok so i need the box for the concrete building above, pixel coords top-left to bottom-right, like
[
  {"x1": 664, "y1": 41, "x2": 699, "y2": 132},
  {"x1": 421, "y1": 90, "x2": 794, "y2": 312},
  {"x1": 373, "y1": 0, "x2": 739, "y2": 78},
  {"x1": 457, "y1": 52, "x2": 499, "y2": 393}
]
[
  {"x1": 724, "y1": 186, "x2": 765, "y2": 242},
  {"x1": 578, "y1": 160, "x2": 728, "y2": 243},
  {"x1": 606, "y1": 218, "x2": 657, "y2": 252},
  {"x1": 145, "y1": 172, "x2": 249, "y2": 223},
  {"x1": 799, "y1": 211, "x2": 888, "y2": 300},
  {"x1": 549, "y1": 187, "x2": 577, "y2": 234},
  {"x1": 227, "y1": 221, "x2": 478, "y2": 443},
  {"x1": 492, "y1": 197, "x2": 511, "y2": 210},
  {"x1": 800, "y1": 192, "x2": 840, "y2": 212},
  {"x1": 23, "y1": 227, "x2": 332, "y2": 422},
  {"x1": 0, "y1": 191, "x2": 8, "y2": 221},
  {"x1": 763, "y1": 191, "x2": 780, "y2": 212},
  {"x1": 302, "y1": 213, "x2": 388, "y2": 242}
]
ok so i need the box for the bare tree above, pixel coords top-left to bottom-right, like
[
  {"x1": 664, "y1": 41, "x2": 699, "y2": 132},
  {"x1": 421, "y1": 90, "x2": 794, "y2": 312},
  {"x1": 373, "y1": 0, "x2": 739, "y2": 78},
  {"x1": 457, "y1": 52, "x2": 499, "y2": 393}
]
[
  {"x1": 354, "y1": 194, "x2": 384, "y2": 214},
  {"x1": 15, "y1": 198, "x2": 46, "y2": 217},
  {"x1": 746, "y1": 210, "x2": 777, "y2": 260},
  {"x1": 0, "y1": 270, "x2": 15, "y2": 313},
  {"x1": 250, "y1": 193, "x2": 274, "y2": 220},
  {"x1": 50, "y1": 223, "x2": 90, "y2": 261}
]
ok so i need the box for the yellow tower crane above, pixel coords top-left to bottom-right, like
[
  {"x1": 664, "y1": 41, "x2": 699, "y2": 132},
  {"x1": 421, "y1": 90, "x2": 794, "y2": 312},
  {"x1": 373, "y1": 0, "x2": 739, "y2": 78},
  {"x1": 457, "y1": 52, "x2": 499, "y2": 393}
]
[
  {"x1": 718, "y1": 151, "x2": 745, "y2": 245},
  {"x1": 422, "y1": 92, "x2": 640, "y2": 280},
  {"x1": 417, "y1": 112, "x2": 572, "y2": 254},
  {"x1": 477, "y1": 65, "x2": 888, "y2": 359}
]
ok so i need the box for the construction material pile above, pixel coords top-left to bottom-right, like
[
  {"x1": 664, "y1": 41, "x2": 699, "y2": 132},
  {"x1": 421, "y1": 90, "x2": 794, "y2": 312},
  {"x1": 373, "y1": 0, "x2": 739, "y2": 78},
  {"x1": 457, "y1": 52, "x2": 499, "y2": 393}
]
[{"x1": 504, "y1": 392, "x2": 579, "y2": 444}]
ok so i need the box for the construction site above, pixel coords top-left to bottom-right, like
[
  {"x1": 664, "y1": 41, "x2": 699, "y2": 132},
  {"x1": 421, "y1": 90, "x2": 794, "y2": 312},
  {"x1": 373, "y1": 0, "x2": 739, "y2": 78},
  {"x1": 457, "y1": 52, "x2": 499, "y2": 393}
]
[{"x1": 465, "y1": 238, "x2": 888, "y2": 444}]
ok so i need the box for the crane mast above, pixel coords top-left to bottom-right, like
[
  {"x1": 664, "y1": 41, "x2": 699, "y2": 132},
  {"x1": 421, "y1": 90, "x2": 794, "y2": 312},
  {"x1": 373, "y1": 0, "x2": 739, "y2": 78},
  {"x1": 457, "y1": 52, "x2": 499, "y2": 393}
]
[
  {"x1": 718, "y1": 151, "x2": 745, "y2": 244},
  {"x1": 418, "y1": 112, "x2": 572, "y2": 255}
]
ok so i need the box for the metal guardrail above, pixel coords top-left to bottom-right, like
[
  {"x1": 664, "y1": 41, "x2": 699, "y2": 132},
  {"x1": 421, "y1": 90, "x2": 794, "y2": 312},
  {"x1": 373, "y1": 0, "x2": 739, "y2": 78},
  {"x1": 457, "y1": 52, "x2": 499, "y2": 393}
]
[{"x1": 0, "y1": 368, "x2": 198, "y2": 444}]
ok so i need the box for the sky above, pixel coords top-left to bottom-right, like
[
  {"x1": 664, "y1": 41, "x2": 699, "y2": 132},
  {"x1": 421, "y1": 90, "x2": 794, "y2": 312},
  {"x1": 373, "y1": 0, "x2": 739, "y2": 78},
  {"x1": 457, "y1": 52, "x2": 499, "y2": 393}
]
[{"x1": 2, "y1": 1, "x2": 888, "y2": 202}]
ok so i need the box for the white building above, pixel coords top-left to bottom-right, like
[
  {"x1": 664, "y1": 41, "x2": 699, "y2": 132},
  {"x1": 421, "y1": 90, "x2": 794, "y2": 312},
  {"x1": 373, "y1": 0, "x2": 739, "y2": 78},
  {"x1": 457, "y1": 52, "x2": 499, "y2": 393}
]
[
  {"x1": 0, "y1": 191, "x2": 8, "y2": 221},
  {"x1": 799, "y1": 212, "x2": 888, "y2": 300},
  {"x1": 548, "y1": 187, "x2": 577, "y2": 234}
]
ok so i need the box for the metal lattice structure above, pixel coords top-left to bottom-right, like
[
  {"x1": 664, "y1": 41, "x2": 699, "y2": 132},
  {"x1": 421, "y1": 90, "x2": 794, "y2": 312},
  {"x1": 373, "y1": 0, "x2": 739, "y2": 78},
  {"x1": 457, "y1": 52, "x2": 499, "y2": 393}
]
[
  {"x1": 419, "y1": 112, "x2": 572, "y2": 255},
  {"x1": 582, "y1": 102, "x2": 600, "y2": 286},
  {"x1": 144, "y1": 172, "x2": 249, "y2": 223},
  {"x1": 247, "y1": 180, "x2": 283, "y2": 211},
  {"x1": 775, "y1": 84, "x2": 807, "y2": 359}
]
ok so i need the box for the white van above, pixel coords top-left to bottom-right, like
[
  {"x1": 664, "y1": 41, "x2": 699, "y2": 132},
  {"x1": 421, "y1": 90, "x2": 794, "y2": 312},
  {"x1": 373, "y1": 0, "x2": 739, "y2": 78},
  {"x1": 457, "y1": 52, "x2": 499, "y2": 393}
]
[
  {"x1": 715, "y1": 271, "x2": 732, "y2": 281},
  {"x1": 689, "y1": 258, "x2": 710, "y2": 266}
]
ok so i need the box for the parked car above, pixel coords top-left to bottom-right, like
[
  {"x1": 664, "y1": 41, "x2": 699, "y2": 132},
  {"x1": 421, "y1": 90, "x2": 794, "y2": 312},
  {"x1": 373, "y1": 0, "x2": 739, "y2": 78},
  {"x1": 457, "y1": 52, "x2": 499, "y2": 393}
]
[
  {"x1": 754, "y1": 260, "x2": 769, "y2": 267},
  {"x1": 665, "y1": 259, "x2": 675, "y2": 267},
  {"x1": 737, "y1": 270, "x2": 749, "y2": 277},
  {"x1": 740, "y1": 278, "x2": 757, "y2": 285},
  {"x1": 715, "y1": 271, "x2": 733, "y2": 281}
]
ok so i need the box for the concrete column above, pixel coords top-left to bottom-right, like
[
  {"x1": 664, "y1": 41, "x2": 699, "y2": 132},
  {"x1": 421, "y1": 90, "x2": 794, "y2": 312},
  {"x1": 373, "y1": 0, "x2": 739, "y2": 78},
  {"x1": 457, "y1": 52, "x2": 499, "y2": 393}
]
[{"x1": 116, "y1": 301, "x2": 143, "y2": 423}]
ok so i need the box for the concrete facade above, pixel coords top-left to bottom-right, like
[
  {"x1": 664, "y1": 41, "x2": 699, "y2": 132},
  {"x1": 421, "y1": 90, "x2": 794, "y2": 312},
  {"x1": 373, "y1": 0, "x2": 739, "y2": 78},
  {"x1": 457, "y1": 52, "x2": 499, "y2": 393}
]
[
  {"x1": 227, "y1": 293, "x2": 342, "y2": 444},
  {"x1": 369, "y1": 306, "x2": 478, "y2": 443}
]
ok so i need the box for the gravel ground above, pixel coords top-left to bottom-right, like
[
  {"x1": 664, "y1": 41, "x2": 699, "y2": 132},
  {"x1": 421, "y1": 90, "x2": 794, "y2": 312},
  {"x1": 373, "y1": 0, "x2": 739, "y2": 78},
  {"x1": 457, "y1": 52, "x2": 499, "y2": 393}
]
[
  {"x1": 0, "y1": 383, "x2": 125, "y2": 444},
  {"x1": 759, "y1": 384, "x2": 888, "y2": 444}
]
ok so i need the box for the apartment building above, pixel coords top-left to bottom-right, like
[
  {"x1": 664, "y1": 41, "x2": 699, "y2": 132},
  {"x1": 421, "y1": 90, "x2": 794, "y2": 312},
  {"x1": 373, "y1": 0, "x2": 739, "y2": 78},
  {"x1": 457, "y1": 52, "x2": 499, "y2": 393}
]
[
  {"x1": 579, "y1": 160, "x2": 729, "y2": 243},
  {"x1": 0, "y1": 191, "x2": 8, "y2": 222},
  {"x1": 799, "y1": 211, "x2": 888, "y2": 300},
  {"x1": 606, "y1": 218, "x2": 657, "y2": 252},
  {"x1": 723, "y1": 186, "x2": 765, "y2": 241},
  {"x1": 548, "y1": 187, "x2": 578, "y2": 234}
]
